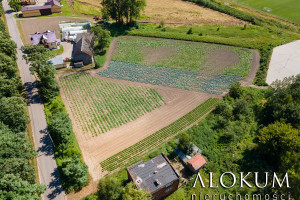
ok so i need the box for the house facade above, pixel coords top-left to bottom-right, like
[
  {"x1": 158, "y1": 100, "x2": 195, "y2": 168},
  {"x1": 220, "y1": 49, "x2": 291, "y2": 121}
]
[
  {"x1": 21, "y1": 0, "x2": 61, "y2": 17},
  {"x1": 127, "y1": 153, "x2": 180, "y2": 200}
]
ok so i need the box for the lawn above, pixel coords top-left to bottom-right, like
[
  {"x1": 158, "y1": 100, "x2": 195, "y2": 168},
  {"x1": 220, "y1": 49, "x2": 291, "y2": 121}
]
[
  {"x1": 234, "y1": 0, "x2": 300, "y2": 24},
  {"x1": 112, "y1": 36, "x2": 253, "y2": 75},
  {"x1": 59, "y1": 72, "x2": 165, "y2": 136},
  {"x1": 100, "y1": 98, "x2": 219, "y2": 172}
]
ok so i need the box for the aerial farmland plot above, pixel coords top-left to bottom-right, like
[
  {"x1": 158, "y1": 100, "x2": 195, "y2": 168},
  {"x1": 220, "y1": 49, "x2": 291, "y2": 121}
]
[
  {"x1": 58, "y1": 35, "x2": 259, "y2": 180},
  {"x1": 99, "y1": 36, "x2": 256, "y2": 95}
]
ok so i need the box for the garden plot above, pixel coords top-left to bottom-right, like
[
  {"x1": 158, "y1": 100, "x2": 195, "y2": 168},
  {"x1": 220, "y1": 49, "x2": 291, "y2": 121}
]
[
  {"x1": 99, "y1": 37, "x2": 253, "y2": 94},
  {"x1": 99, "y1": 61, "x2": 243, "y2": 95},
  {"x1": 59, "y1": 72, "x2": 165, "y2": 136}
]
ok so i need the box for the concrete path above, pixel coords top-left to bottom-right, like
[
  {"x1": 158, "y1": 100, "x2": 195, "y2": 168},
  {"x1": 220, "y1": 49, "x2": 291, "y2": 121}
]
[
  {"x1": 2, "y1": 2, "x2": 65, "y2": 200},
  {"x1": 266, "y1": 40, "x2": 300, "y2": 85}
]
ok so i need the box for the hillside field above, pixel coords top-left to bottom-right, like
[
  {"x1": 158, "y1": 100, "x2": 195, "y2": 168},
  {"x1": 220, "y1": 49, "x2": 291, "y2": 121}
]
[{"x1": 234, "y1": 0, "x2": 300, "y2": 24}]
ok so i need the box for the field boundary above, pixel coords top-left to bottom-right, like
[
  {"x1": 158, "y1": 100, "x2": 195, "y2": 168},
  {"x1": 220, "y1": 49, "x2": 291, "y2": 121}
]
[{"x1": 100, "y1": 98, "x2": 220, "y2": 174}]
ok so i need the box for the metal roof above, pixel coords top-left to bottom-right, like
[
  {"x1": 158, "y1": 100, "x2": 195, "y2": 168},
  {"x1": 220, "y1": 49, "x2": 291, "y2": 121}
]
[{"x1": 127, "y1": 153, "x2": 179, "y2": 194}]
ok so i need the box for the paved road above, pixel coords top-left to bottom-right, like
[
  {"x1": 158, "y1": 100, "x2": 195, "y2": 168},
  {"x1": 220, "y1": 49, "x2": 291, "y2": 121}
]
[{"x1": 2, "y1": 2, "x2": 65, "y2": 200}]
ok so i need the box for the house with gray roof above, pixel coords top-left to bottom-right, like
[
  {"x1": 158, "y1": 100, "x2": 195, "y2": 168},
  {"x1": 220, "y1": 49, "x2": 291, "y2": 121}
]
[
  {"x1": 73, "y1": 32, "x2": 94, "y2": 66},
  {"x1": 127, "y1": 153, "x2": 179, "y2": 200}
]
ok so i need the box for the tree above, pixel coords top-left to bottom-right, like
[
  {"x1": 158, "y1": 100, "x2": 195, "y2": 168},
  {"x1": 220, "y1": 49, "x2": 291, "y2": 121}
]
[
  {"x1": 122, "y1": 182, "x2": 151, "y2": 200},
  {"x1": 0, "y1": 97, "x2": 28, "y2": 133},
  {"x1": 178, "y1": 133, "x2": 193, "y2": 155},
  {"x1": 91, "y1": 26, "x2": 111, "y2": 53},
  {"x1": 61, "y1": 156, "x2": 89, "y2": 193},
  {"x1": 263, "y1": 75, "x2": 300, "y2": 127},
  {"x1": 0, "y1": 75, "x2": 21, "y2": 98},
  {"x1": 0, "y1": 174, "x2": 46, "y2": 200},
  {"x1": 0, "y1": 53, "x2": 18, "y2": 78},
  {"x1": 48, "y1": 112, "x2": 73, "y2": 149},
  {"x1": 101, "y1": 0, "x2": 146, "y2": 24},
  {"x1": 22, "y1": 45, "x2": 59, "y2": 102},
  {"x1": 9, "y1": 0, "x2": 22, "y2": 12},
  {"x1": 0, "y1": 123, "x2": 36, "y2": 161},
  {"x1": 258, "y1": 122, "x2": 299, "y2": 171},
  {"x1": 229, "y1": 82, "x2": 243, "y2": 99},
  {"x1": 98, "y1": 176, "x2": 122, "y2": 200},
  {"x1": 0, "y1": 32, "x2": 17, "y2": 59},
  {"x1": 0, "y1": 158, "x2": 36, "y2": 184}
]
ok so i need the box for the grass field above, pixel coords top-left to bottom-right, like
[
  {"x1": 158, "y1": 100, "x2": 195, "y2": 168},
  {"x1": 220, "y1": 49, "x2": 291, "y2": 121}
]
[
  {"x1": 112, "y1": 36, "x2": 253, "y2": 75},
  {"x1": 233, "y1": 0, "x2": 300, "y2": 24},
  {"x1": 59, "y1": 72, "x2": 165, "y2": 136},
  {"x1": 73, "y1": 1, "x2": 101, "y2": 16},
  {"x1": 100, "y1": 98, "x2": 219, "y2": 172}
]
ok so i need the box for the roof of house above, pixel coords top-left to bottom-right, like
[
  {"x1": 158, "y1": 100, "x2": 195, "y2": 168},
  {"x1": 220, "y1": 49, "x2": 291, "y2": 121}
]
[
  {"x1": 73, "y1": 32, "x2": 94, "y2": 57},
  {"x1": 30, "y1": 31, "x2": 60, "y2": 45},
  {"x1": 173, "y1": 149, "x2": 191, "y2": 163},
  {"x1": 49, "y1": 57, "x2": 64, "y2": 65},
  {"x1": 21, "y1": 0, "x2": 60, "y2": 11},
  {"x1": 187, "y1": 154, "x2": 206, "y2": 171},
  {"x1": 127, "y1": 153, "x2": 179, "y2": 194}
]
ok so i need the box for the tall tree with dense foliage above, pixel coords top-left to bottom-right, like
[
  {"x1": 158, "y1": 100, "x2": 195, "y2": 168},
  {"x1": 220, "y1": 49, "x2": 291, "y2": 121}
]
[
  {"x1": 98, "y1": 177, "x2": 122, "y2": 200},
  {"x1": 21, "y1": 45, "x2": 59, "y2": 102},
  {"x1": 61, "y1": 156, "x2": 89, "y2": 193},
  {"x1": 122, "y1": 182, "x2": 151, "y2": 200},
  {"x1": 0, "y1": 97, "x2": 28, "y2": 132},
  {"x1": 91, "y1": 26, "x2": 111, "y2": 53},
  {"x1": 101, "y1": 0, "x2": 146, "y2": 24}
]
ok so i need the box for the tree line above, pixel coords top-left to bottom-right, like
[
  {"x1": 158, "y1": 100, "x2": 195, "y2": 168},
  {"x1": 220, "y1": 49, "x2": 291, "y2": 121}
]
[
  {"x1": 22, "y1": 45, "x2": 89, "y2": 193},
  {"x1": 101, "y1": 0, "x2": 146, "y2": 24},
  {"x1": 0, "y1": 6, "x2": 46, "y2": 199},
  {"x1": 182, "y1": 78, "x2": 299, "y2": 199}
]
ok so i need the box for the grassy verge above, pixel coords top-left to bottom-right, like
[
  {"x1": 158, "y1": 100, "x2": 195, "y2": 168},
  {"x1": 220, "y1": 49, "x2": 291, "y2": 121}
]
[
  {"x1": 16, "y1": 20, "x2": 27, "y2": 44},
  {"x1": 100, "y1": 98, "x2": 220, "y2": 173}
]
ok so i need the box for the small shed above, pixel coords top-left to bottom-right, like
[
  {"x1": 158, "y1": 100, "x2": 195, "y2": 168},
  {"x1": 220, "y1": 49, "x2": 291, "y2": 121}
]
[
  {"x1": 187, "y1": 154, "x2": 206, "y2": 173},
  {"x1": 49, "y1": 57, "x2": 65, "y2": 69}
]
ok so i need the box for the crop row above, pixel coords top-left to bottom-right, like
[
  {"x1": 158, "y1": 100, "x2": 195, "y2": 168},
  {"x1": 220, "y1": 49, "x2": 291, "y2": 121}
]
[
  {"x1": 59, "y1": 73, "x2": 165, "y2": 136},
  {"x1": 100, "y1": 98, "x2": 220, "y2": 172},
  {"x1": 99, "y1": 61, "x2": 243, "y2": 95}
]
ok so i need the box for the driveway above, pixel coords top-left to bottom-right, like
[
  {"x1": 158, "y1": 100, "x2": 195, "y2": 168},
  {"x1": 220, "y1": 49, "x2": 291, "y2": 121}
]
[
  {"x1": 60, "y1": 42, "x2": 74, "y2": 59},
  {"x1": 266, "y1": 40, "x2": 300, "y2": 85}
]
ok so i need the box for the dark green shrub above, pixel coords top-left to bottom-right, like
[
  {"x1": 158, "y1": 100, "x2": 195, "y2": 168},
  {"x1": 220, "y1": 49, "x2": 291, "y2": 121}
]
[{"x1": 187, "y1": 28, "x2": 193, "y2": 34}]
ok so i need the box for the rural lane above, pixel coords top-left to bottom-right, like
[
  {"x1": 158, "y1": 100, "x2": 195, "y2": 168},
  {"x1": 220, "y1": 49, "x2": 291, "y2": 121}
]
[{"x1": 2, "y1": 2, "x2": 65, "y2": 200}]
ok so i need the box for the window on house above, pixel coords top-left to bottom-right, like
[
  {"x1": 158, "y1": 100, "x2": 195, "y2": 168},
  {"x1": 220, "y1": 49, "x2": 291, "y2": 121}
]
[
  {"x1": 165, "y1": 188, "x2": 172, "y2": 193},
  {"x1": 166, "y1": 182, "x2": 173, "y2": 188}
]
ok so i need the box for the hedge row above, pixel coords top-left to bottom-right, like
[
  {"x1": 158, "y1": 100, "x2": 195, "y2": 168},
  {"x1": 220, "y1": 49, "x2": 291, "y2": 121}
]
[
  {"x1": 185, "y1": 0, "x2": 296, "y2": 31},
  {"x1": 45, "y1": 96, "x2": 89, "y2": 193}
]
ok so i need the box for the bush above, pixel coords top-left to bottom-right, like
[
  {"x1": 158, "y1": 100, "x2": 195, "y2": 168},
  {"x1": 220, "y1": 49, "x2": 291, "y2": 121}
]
[
  {"x1": 158, "y1": 20, "x2": 165, "y2": 28},
  {"x1": 178, "y1": 133, "x2": 193, "y2": 155},
  {"x1": 187, "y1": 28, "x2": 193, "y2": 34},
  {"x1": 98, "y1": 177, "x2": 122, "y2": 200}
]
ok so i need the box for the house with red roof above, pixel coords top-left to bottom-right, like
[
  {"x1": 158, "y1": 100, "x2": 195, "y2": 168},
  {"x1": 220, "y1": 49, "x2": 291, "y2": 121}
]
[{"x1": 187, "y1": 154, "x2": 207, "y2": 173}]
